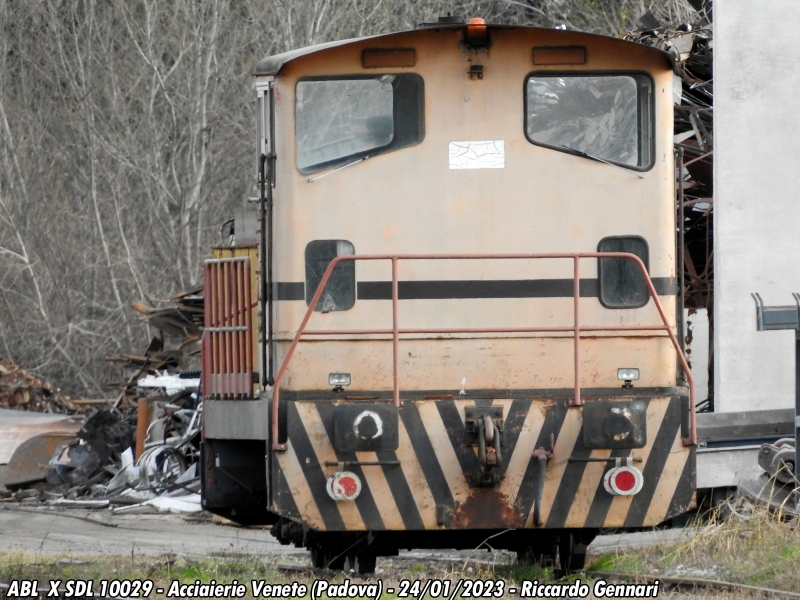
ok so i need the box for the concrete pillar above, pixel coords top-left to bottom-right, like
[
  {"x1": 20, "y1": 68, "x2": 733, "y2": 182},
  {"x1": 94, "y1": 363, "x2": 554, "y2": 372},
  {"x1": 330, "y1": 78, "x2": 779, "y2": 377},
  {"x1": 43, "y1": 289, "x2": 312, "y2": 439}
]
[{"x1": 715, "y1": 0, "x2": 800, "y2": 412}]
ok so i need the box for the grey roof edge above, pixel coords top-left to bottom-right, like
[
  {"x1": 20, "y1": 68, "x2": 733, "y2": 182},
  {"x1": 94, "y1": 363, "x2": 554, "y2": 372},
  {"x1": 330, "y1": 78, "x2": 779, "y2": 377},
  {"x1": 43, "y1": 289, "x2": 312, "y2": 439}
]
[{"x1": 252, "y1": 24, "x2": 674, "y2": 77}]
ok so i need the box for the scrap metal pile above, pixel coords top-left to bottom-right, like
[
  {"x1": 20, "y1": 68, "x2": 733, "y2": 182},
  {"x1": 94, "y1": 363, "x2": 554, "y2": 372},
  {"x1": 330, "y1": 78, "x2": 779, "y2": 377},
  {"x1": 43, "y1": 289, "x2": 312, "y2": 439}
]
[
  {"x1": 106, "y1": 286, "x2": 204, "y2": 410},
  {"x1": 1, "y1": 290, "x2": 206, "y2": 514},
  {"x1": 0, "y1": 359, "x2": 86, "y2": 414},
  {"x1": 626, "y1": 16, "x2": 714, "y2": 310},
  {"x1": 2, "y1": 398, "x2": 202, "y2": 513}
]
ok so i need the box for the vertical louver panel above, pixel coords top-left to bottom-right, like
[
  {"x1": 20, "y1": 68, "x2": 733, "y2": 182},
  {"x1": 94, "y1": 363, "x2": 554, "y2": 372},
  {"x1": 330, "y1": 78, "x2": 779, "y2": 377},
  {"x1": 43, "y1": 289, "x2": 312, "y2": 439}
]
[{"x1": 202, "y1": 257, "x2": 254, "y2": 398}]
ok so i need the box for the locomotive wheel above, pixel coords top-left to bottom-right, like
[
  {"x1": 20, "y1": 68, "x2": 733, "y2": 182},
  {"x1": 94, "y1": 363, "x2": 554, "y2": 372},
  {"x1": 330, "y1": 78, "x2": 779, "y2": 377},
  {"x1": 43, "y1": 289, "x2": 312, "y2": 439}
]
[
  {"x1": 516, "y1": 548, "x2": 556, "y2": 567},
  {"x1": 344, "y1": 552, "x2": 377, "y2": 575},
  {"x1": 309, "y1": 544, "x2": 324, "y2": 569},
  {"x1": 558, "y1": 532, "x2": 588, "y2": 573},
  {"x1": 516, "y1": 535, "x2": 558, "y2": 567},
  {"x1": 310, "y1": 543, "x2": 345, "y2": 570}
]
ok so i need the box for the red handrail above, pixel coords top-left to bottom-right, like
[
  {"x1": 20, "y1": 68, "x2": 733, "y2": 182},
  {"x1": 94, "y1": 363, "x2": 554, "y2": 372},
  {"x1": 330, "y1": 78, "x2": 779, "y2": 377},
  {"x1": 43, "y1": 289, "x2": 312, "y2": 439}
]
[{"x1": 270, "y1": 253, "x2": 696, "y2": 450}]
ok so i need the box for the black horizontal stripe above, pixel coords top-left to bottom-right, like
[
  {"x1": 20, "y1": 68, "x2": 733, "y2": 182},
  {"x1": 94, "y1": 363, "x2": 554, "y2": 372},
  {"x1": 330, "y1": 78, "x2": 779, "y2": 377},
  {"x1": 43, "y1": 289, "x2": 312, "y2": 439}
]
[
  {"x1": 360, "y1": 279, "x2": 593, "y2": 299},
  {"x1": 277, "y1": 282, "x2": 304, "y2": 300},
  {"x1": 276, "y1": 277, "x2": 676, "y2": 301}
]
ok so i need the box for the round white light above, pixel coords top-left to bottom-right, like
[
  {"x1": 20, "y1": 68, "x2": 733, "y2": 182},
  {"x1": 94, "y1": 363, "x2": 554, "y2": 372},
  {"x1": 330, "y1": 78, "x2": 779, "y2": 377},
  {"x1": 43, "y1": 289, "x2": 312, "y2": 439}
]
[
  {"x1": 353, "y1": 410, "x2": 383, "y2": 440},
  {"x1": 603, "y1": 466, "x2": 644, "y2": 496},
  {"x1": 326, "y1": 471, "x2": 362, "y2": 501}
]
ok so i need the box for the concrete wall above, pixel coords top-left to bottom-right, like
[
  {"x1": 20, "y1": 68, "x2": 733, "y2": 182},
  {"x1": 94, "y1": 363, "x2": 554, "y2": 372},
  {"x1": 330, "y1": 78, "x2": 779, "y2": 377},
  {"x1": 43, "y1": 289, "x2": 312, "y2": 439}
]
[
  {"x1": 715, "y1": 0, "x2": 800, "y2": 412},
  {"x1": 685, "y1": 308, "x2": 709, "y2": 403}
]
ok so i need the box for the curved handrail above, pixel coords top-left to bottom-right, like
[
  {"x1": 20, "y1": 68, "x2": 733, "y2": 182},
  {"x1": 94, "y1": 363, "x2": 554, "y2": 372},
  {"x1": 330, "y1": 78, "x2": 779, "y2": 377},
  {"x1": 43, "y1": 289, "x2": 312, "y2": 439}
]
[{"x1": 269, "y1": 252, "x2": 696, "y2": 449}]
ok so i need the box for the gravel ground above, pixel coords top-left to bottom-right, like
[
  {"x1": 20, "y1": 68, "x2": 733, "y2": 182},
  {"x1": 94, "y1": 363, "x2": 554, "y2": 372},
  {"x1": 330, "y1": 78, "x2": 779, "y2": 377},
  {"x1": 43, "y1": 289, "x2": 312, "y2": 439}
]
[
  {"x1": 6, "y1": 509, "x2": 770, "y2": 599},
  {"x1": 0, "y1": 506, "x2": 296, "y2": 559},
  {"x1": 0, "y1": 505, "x2": 690, "y2": 564}
]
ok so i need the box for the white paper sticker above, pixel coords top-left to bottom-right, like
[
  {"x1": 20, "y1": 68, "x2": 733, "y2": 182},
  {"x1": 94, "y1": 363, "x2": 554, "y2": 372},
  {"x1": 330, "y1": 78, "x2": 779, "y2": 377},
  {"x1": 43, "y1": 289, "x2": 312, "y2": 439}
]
[{"x1": 448, "y1": 140, "x2": 505, "y2": 169}]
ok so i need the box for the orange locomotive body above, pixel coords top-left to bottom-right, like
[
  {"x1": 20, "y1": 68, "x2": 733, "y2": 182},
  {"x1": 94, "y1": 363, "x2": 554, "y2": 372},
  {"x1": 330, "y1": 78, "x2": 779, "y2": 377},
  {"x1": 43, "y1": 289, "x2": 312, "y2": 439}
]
[{"x1": 200, "y1": 19, "x2": 695, "y2": 572}]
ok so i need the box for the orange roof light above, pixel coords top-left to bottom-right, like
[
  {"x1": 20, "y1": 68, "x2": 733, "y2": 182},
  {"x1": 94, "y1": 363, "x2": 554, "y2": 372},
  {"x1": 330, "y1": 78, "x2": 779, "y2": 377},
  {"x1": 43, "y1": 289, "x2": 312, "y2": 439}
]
[{"x1": 467, "y1": 17, "x2": 487, "y2": 39}]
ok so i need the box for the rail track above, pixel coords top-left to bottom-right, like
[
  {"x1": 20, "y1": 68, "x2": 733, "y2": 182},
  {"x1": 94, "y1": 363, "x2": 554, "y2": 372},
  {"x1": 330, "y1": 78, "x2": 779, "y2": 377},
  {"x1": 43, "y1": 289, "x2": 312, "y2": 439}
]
[
  {"x1": 588, "y1": 571, "x2": 800, "y2": 599},
  {"x1": 274, "y1": 556, "x2": 800, "y2": 599},
  {"x1": 4, "y1": 568, "x2": 800, "y2": 599}
]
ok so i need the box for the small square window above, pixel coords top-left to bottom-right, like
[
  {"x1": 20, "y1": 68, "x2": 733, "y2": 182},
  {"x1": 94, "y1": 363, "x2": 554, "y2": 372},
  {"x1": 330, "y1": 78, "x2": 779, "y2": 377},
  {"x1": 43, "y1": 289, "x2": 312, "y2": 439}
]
[
  {"x1": 598, "y1": 236, "x2": 649, "y2": 308},
  {"x1": 305, "y1": 240, "x2": 355, "y2": 312}
]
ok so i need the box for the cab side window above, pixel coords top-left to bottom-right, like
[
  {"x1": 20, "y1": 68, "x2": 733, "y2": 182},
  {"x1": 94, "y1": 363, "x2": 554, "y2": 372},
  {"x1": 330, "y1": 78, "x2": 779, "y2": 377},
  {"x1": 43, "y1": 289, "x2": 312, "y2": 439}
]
[
  {"x1": 598, "y1": 236, "x2": 650, "y2": 308},
  {"x1": 305, "y1": 240, "x2": 356, "y2": 312}
]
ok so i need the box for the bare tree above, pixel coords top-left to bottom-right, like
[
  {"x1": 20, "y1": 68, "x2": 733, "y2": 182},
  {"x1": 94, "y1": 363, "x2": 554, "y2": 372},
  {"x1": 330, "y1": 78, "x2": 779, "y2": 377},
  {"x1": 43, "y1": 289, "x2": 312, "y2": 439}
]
[{"x1": 0, "y1": 0, "x2": 700, "y2": 396}]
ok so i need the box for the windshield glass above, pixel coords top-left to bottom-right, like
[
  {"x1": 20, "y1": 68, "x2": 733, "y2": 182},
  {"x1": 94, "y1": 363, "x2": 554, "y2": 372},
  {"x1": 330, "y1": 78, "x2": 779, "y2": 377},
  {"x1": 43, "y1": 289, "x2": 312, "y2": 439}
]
[
  {"x1": 295, "y1": 74, "x2": 424, "y2": 174},
  {"x1": 525, "y1": 74, "x2": 652, "y2": 168}
]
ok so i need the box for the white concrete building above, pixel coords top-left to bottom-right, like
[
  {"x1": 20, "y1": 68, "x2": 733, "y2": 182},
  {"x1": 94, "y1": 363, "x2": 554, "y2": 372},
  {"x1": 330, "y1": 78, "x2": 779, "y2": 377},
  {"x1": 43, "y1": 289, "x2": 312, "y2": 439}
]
[{"x1": 715, "y1": 0, "x2": 800, "y2": 413}]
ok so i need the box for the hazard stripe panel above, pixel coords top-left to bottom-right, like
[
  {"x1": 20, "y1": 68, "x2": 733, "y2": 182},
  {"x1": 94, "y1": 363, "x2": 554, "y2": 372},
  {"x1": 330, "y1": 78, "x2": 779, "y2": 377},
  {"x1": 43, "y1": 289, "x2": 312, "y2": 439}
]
[{"x1": 272, "y1": 397, "x2": 695, "y2": 531}]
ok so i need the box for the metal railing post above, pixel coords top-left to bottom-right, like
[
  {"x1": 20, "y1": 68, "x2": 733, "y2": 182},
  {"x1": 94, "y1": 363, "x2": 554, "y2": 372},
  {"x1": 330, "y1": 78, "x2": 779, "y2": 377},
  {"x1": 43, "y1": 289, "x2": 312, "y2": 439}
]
[
  {"x1": 391, "y1": 257, "x2": 400, "y2": 407},
  {"x1": 268, "y1": 252, "x2": 697, "y2": 450},
  {"x1": 572, "y1": 256, "x2": 582, "y2": 406}
]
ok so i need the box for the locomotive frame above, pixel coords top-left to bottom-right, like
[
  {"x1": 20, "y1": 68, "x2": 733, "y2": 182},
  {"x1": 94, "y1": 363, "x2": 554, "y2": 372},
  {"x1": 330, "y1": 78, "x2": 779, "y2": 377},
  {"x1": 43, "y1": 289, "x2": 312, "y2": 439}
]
[{"x1": 200, "y1": 18, "x2": 696, "y2": 573}]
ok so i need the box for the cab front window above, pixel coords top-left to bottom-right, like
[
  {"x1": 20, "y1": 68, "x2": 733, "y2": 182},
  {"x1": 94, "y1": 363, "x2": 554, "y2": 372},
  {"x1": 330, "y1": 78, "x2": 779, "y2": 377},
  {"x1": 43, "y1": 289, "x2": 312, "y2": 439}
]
[
  {"x1": 295, "y1": 74, "x2": 424, "y2": 174},
  {"x1": 525, "y1": 73, "x2": 653, "y2": 169}
]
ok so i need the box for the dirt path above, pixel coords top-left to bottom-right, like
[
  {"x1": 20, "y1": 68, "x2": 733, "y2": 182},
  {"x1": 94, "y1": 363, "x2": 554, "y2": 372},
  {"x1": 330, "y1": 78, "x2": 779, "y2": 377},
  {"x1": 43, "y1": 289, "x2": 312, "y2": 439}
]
[
  {"x1": 0, "y1": 505, "x2": 690, "y2": 563},
  {"x1": 0, "y1": 506, "x2": 303, "y2": 559}
]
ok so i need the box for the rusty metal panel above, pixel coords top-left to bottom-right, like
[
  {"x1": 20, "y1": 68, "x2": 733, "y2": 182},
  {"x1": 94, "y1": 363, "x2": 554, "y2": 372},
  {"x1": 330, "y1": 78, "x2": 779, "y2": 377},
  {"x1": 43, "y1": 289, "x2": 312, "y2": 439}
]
[
  {"x1": 209, "y1": 374, "x2": 252, "y2": 395},
  {"x1": 203, "y1": 257, "x2": 255, "y2": 399},
  {"x1": 272, "y1": 397, "x2": 694, "y2": 531},
  {"x1": 0, "y1": 409, "x2": 83, "y2": 464},
  {"x1": 4, "y1": 432, "x2": 78, "y2": 488}
]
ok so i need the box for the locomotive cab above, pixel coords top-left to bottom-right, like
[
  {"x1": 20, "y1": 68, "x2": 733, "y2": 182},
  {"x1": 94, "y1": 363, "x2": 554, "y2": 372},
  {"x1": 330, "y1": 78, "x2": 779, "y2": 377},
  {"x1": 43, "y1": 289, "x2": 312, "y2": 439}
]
[{"x1": 200, "y1": 19, "x2": 696, "y2": 573}]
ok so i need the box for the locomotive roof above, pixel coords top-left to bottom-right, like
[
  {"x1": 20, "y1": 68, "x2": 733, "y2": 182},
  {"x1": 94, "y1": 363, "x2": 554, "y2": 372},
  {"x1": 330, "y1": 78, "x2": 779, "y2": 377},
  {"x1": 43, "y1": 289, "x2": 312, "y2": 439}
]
[{"x1": 253, "y1": 23, "x2": 674, "y2": 77}]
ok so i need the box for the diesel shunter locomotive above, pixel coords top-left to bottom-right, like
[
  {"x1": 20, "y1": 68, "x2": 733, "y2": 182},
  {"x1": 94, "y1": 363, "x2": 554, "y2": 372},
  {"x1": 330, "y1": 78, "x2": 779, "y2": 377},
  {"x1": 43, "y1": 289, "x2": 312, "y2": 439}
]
[{"x1": 200, "y1": 17, "x2": 696, "y2": 573}]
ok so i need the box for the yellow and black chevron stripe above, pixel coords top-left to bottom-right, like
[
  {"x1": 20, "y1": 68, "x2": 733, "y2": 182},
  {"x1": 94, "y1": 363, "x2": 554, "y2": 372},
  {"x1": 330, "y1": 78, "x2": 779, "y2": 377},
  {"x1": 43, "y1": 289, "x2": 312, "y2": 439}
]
[{"x1": 272, "y1": 397, "x2": 695, "y2": 531}]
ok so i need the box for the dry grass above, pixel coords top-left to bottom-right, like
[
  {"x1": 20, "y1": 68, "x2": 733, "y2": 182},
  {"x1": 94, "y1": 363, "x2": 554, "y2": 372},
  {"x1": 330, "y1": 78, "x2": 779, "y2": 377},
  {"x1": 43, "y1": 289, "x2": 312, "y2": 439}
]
[
  {"x1": 596, "y1": 502, "x2": 800, "y2": 594},
  {"x1": 3, "y1": 506, "x2": 800, "y2": 600},
  {"x1": 0, "y1": 552, "x2": 295, "y2": 599}
]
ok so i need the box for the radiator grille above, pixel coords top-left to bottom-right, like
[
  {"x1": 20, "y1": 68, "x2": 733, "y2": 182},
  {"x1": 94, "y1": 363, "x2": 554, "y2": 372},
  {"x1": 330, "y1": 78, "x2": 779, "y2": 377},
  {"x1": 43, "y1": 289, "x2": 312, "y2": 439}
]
[{"x1": 202, "y1": 257, "x2": 254, "y2": 398}]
